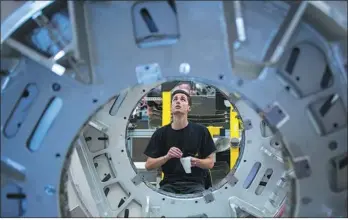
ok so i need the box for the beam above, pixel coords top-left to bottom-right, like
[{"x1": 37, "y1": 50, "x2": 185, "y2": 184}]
[{"x1": 263, "y1": 1, "x2": 308, "y2": 65}]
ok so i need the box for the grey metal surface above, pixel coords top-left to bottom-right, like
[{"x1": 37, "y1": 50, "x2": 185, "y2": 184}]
[
  {"x1": 1, "y1": 1, "x2": 54, "y2": 43},
  {"x1": 0, "y1": 0, "x2": 347, "y2": 218},
  {"x1": 70, "y1": 206, "x2": 87, "y2": 218}
]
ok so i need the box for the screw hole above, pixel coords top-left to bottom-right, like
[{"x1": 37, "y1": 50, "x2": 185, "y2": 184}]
[
  {"x1": 296, "y1": 76, "x2": 300, "y2": 81},
  {"x1": 333, "y1": 123, "x2": 338, "y2": 128},
  {"x1": 225, "y1": 186, "x2": 228, "y2": 189},
  {"x1": 93, "y1": 99, "x2": 98, "y2": 103},
  {"x1": 195, "y1": 201, "x2": 198, "y2": 203},
  {"x1": 219, "y1": 74, "x2": 224, "y2": 80},
  {"x1": 285, "y1": 86, "x2": 290, "y2": 91},
  {"x1": 124, "y1": 117, "x2": 127, "y2": 120},
  {"x1": 142, "y1": 89, "x2": 146, "y2": 93},
  {"x1": 275, "y1": 142, "x2": 279, "y2": 146},
  {"x1": 162, "y1": 198, "x2": 165, "y2": 201},
  {"x1": 278, "y1": 109, "x2": 283, "y2": 114},
  {"x1": 52, "y1": 83, "x2": 61, "y2": 91},
  {"x1": 305, "y1": 163, "x2": 310, "y2": 169},
  {"x1": 22, "y1": 89, "x2": 29, "y2": 98},
  {"x1": 243, "y1": 160, "x2": 247, "y2": 162},
  {"x1": 328, "y1": 141, "x2": 337, "y2": 151},
  {"x1": 145, "y1": 66, "x2": 149, "y2": 70},
  {"x1": 301, "y1": 197, "x2": 312, "y2": 205},
  {"x1": 55, "y1": 153, "x2": 61, "y2": 158},
  {"x1": 17, "y1": 123, "x2": 21, "y2": 128},
  {"x1": 121, "y1": 150, "x2": 124, "y2": 153}
]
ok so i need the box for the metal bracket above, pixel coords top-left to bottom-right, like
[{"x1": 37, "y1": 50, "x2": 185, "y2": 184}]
[
  {"x1": 131, "y1": 173, "x2": 145, "y2": 186},
  {"x1": 293, "y1": 157, "x2": 311, "y2": 179},
  {"x1": 202, "y1": 189, "x2": 215, "y2": 203},
  {"x1": 226, "y1": 173, "x2": 239, "y2": 187},
  {"x1": 243, "y1": 119, "x2": 253, "y2": 130},
  {"x1": 263, "y1": 102, "x2": 289, "y2": 128},
  {"x1": 135, "y1": 63, "x2": 162, "y2": 84}
]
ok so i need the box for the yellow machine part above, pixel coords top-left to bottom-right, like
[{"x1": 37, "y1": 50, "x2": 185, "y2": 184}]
[
  {"x1": 161, "y1": 91, "x2": 172, "y2": 179},
  {"x1": 229, "y1": 106, "x2": 240, "y2": 169},
  {"x1": 207, "y1": 126, "x2": 221, "y2": 137},
  {"x1": 162, "y1": 91, "x2": 172, "y2": 126}
]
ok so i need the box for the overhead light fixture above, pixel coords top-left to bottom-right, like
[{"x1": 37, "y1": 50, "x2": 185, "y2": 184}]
[
  {"x1": 51, "y1": 64, "x2": 65, "y2": 76},
  {"x1": 53, "y1": 50, "x2": 65, "y2": 61}
]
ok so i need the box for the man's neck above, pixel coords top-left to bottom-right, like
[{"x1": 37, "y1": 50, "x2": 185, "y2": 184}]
[{"x1": 171, "y1": 114, "x2": 189, "y2": 130}]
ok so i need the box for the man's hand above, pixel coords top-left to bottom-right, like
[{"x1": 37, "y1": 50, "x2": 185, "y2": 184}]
[
  {"x1": 190, "y1": 154, "x2": 215, "y2": 169},
  {"x1": 166, "y1": 147, "x2": 183, "y2": 159},
  {"x1": 191, "y1": 157, "x2": 201, "y2": 167},
  {"x1": 145, "y1": 147, "x2": 183, "y2": 170}
]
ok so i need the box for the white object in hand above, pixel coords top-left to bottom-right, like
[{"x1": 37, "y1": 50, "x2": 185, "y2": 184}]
[{"x1": 180, "y1": 156, "x2": 192, "y2": 174}]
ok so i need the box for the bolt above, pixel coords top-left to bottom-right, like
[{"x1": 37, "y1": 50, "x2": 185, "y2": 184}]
[
  {"x1": 44, "y1": 185, "x2": 56, "y2": 195},
  {"x1": 179, "y1": 63, "x2": 190, "y2": 74},
  {"x1": 237, "y1": 79, "x2": 244, "y2": 87},
  {"x1": 231, "y1": 138, "x2": 240, "y2": 147},
  {"x1": 233, "y1": 41, "x2": 241, "y2": 50}
]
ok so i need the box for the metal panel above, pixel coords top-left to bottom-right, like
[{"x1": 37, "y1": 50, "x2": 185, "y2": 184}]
[{"x1": 1, "y1": 0, "x2": 347, "y2": 218}]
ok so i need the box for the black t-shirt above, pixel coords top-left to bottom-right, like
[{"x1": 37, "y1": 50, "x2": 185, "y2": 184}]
[{"x1": 144, "y1": 122, "x2": 217, "y2": 186}]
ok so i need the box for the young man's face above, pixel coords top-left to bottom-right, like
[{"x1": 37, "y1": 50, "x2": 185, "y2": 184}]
[{"x1": 171, "y1": 92, "x2": 191, "y2": 115}]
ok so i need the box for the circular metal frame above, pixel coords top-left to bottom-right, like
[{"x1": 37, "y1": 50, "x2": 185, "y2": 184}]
[
  {"x1": 1, "y1": 1, "x2": 347, "y2": 217},
  {"x1": 65, "y1": 81, "x2": 289, "y2": 218}
]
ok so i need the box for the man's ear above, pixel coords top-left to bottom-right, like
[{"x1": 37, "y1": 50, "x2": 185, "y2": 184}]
[{"x1": 188, "y1": 105, "x2": 191, "y2": 112}]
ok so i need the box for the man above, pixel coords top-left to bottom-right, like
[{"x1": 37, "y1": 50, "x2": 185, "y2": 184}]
[
  {"x1": 145, "y1": 82, "x2": 194, "y2": 129},
  {"x1": 144, "y1": 88, "x2": 217, "y2": 194}
]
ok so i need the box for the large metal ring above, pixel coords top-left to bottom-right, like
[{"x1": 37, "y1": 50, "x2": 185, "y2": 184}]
[{"x1": 1, "y1": 1, "x2": 346, "y2": 217}]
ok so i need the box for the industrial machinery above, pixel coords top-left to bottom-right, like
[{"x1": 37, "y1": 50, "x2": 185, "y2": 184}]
[
  {"x1": 128, "y1": 82, "x2": 242, "y2": 188},
  {"x1": 1, "y1": 0, "x2": 347, "y2": 218}
]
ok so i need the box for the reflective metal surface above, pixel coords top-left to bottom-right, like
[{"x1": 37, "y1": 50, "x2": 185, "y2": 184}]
[{"x1": 1, "y1": 0, "x2": 347, "y2": 217}]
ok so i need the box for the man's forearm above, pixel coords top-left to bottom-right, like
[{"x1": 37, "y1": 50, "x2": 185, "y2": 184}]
[
  {"x1": 197, "y1": 157, "x2": 214, "y2": 169},
  {"x1": 145, "y1": 155, "x2": 169, "y2": 170}
]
